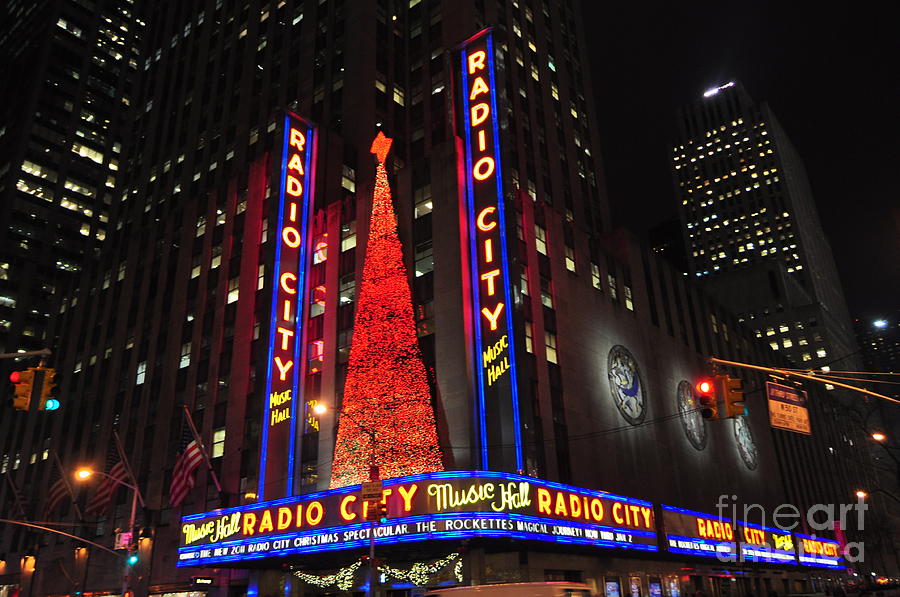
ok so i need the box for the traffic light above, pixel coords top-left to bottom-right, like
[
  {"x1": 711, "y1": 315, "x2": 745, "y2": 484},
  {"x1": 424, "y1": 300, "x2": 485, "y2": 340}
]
[
  {"x1": 378, "y1": 502, "x2": 388, "y2": 524},
  {"x1": 723, "y1": 375, "x2": 746, "y2": 418},
  {"x1": 126, "y1": 553, "x2": 139, "y2": 566},
  {"x1": 9, "y1": 369, "x2": 36, "y2": 411},
  {"x1": 38, "y1": 368, "x2": 59, "y2": 411},
  {"x1": 695, "y1": 377, "x2": 720, "y2": 420}
]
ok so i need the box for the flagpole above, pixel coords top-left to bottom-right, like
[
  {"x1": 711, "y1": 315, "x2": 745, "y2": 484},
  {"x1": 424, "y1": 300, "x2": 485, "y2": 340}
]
[
  {"x1": 181, "y1": 404, "x2": 224, "y2": 494},
  {"x1": 52, "y1": 450, "x2": 83, "y2": 521},
  {"x1": 112, "y1": 432, "x2": 145, "y2": 508}
]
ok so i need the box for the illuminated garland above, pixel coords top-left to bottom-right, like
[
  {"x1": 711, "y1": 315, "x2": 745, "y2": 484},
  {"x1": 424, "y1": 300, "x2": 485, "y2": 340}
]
[
  {"x1": 330, "y1": 132, "x2": 444, "y2": 488},
  {"x1": 292, "y1": 560, "x2": 363, "y2": 591},
  {"x1": 292, "y1": 552, "x2": 462, "y2": 590},
  {"x1": 380, "y1": 551, "x2": 463, "y2": 585}
]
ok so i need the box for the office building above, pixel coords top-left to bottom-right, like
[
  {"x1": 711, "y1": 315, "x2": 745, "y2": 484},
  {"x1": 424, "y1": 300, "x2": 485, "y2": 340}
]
[
  {"x1": 672, "y1": 82, "x2": 858, "y2": 370},
  {"x1": 0, "y1": 0, "x2": 142, "y2": 357},
  {"x1": 0, "y1": 3, "x2": 887, "y2": 597}
]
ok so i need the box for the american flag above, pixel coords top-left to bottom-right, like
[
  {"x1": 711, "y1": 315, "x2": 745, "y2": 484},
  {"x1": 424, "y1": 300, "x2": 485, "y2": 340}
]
[
  {"x1": 169, "y1": 423, "x2": 204, "y2": 508},
  {"x1": 84, "y1": 453, "x2": 128, "y2": 516},
  {"x1": 43, "y1": 474, "x2": 69, "y2": 520}
]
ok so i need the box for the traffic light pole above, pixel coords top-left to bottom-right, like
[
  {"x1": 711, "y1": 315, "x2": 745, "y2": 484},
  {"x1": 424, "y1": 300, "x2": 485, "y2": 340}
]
[
  {"x1": 0, "y1": 349, "x2": 51, "y2": 360},
  {"x1": 709, "y1": 357, "x2": 900, "y2": 404}
]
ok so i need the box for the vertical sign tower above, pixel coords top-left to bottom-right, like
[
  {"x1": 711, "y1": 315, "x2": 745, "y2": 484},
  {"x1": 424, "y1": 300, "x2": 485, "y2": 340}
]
[
  {"x1": 457, "y1": 30, "x2": 523, "y2": 472},
  {"x1": 259, "y1": 112, "x2": 318, "y2": 500}
]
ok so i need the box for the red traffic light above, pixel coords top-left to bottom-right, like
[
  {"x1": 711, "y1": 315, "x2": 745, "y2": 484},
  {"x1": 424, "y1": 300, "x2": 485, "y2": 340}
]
[
  {"x1": 694, "y1": 377, "x2": 720, "y2": 420},
  {"x1": 10, "y1": 371, "x2": 20, "y2": 383},
  {"x1": 696, "y1": 379, "x2": 713, "y2": 394}
]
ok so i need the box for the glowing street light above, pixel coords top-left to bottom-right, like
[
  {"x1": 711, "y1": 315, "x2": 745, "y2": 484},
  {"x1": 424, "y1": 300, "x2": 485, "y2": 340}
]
[
  {"x1": 856, "y1": 490, "x2": 869, "y2": 499},
  {"x1": 872, "y1": 432, "x2": 887, "y2": 442},
  {"x1": 311, "y1": 402, "x2": 327, "y2": 416}
]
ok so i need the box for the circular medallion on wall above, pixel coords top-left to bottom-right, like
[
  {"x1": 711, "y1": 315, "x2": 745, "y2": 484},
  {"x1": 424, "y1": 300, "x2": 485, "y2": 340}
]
[
  {"x1": 606, "y1": 345, "x2": 646, "y2": 425},
  {"x1": 733, "y1": 416, "x2": 758, "y2": 470},
  {"x1": 677, "y1": 380, "x2": 707, "y2": 450}
]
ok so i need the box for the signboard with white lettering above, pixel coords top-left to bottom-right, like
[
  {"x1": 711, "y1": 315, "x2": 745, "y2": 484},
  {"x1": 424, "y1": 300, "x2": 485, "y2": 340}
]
[
  {"x1": 661, "y1": 505, "x2": 738, "y2": 560},
  {"x1": 178, "y1": 471, "x2": 657, "y2": 566},
  {"x1": 767, "y1": 382, "x2": 811, "y2": 435}
]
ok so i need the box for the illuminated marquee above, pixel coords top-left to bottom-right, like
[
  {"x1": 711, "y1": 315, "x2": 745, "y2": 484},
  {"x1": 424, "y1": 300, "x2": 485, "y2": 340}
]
[
  {"x1": 178, "y1": 471, "x2": 657, "y2": 566},
  {"x1": 795, "y1": 533, "x2": 842, "y2": 569},
  {"x1": 458, "y1": 29, "x2": 523, "y2": 471},
  {"x1": 260, "y1": 112, "x2": 317, "y2": 500},
  {"x1": 738, "y1": 522, "x2": 796, "y2": 564},
  {"x1": 661, "y1": 505, "x2": 738, "y2": 560}
]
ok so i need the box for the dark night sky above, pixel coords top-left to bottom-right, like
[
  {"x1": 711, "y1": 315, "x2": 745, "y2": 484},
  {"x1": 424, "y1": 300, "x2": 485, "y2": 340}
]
[{"x1": 581, "y1": 1, "x2": 898, "y2": 319}]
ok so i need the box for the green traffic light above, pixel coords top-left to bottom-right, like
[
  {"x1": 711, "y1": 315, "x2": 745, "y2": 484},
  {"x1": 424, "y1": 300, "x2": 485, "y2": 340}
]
[
  {"x1": 45, "y1": 399, "x2": 60, "y2": 411},
  {"x1": 127, "y1": 554, "x2": 139, "y2": 565}
]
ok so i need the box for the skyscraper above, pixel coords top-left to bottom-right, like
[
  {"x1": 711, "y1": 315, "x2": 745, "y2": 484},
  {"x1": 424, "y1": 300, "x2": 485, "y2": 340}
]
[
  {"x1": 0, "y1": 0, "x2": 142, "y2": 356},
  {"x1": 0, "y1": 3, "x2": 885, "y2": 596},
  {"x1": 672, "y1": 81, "x2": 858, "y2": 370}
]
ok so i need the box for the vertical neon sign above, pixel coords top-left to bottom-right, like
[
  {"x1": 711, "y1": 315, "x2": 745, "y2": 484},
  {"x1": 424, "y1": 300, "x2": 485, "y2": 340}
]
[
  {"x1": 259, "y1": 112, "x2": 317, "y2": 500},
  {"x1": 459, "y1": 30, "x2": 523, "y2": 472}
]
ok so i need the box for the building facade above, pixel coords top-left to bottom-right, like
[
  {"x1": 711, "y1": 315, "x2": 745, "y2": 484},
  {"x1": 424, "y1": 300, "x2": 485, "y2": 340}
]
[
  {"x1": 671, "y1": 82, "x2": 858, "y2": 371},
  {"x1": 0, "y1": 2, "x2": 889, "y2": 597}
]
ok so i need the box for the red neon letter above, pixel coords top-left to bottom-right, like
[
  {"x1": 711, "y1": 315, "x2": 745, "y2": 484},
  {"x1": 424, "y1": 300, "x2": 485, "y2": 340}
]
[
  {"x1": 478, "y1": 129, "x2": 487, "y2": 151},
  {"x1": 481, "y1": 303, "x2": 504, "y2": 330},
  {"x1": 274, "y1": 357, "x2": 294, "y2": 381},
  {"x1": 397, "y1": 484, "x2": 418, "y2": 512},
  {"x1": 258, "y1": 510, "x2": 274, "y2": 533},
  {"x1": 287, "y1": 152, "x2": 305, "y2": 175},
  {"x1": 277, "y1": 507, "x2": 292, "y2": 530},
  {"x1": 276, "y1": 327, "x2": 294, "y2": 350},
  {"x1": 306, "y1": 501, "x2": 324, "y2": 526},
  {"x1": 484, "y1": 238, "x2": 494, "y2": 263},
  {"x1": 473, "y1": 156, "x2": 495, "y2": 180},
  {"x1": 282, "y1": 226, "x2": 301, "y2": 248},
  {"x1": 280, "y1": 272, "x2": 298, "y2": 294},
  {"x1": 481, "y1": 269, "x2": 501, "y2": 296},
  {"x1": 243, "y1": 512, "x2": 257, "y2": 536},
  {"x1": 476, "y1": 206, "x2": 497, "y2": 231},
  {"x1": 282, "y1": 298, "x2": 292, "y2": 321},
  {"x1": 471, "y1": 103, "x2": 489, "y2": 127},
  {"x1": 290, "y1": 128, "x2": 306, "y2": 151},
  {"x1": 286, "y1": 175, "x2": 303, "y2": 197},
  {"x1": 340, "y1": 494, "x2": 358, "y2": 521},
  {"x1": 468, "y1": 50, "x2": 486, "y2": 74},
  {"x1": 469, "y1": 76, "x2": 489, "y2": 100},
  {"x1": 537, "y1": 487, "x2": 552, "y2": 514}
]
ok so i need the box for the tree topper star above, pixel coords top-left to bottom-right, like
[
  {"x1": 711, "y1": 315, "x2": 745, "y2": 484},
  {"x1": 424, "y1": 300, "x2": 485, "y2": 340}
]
[{"x1": 370, "y1": 131, "x2": 393, "y2": 163}]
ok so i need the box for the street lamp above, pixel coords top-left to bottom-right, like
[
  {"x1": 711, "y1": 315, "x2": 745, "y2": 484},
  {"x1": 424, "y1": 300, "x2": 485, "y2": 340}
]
[
  {"x1": 872, "y1": 432, "x2": 888, "y2": 443},
  {"x1": 856, "y1": 490, "x2": 869, "y2": 499},
  {"x1": 74, "y1": 468, "x2": 145, "y2": 597}
]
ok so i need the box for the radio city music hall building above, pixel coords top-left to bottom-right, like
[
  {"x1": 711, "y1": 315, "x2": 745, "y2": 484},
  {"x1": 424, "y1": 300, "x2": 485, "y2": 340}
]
[{"x1": 0, "y1": 1, "x2": 885, "y2": 597}]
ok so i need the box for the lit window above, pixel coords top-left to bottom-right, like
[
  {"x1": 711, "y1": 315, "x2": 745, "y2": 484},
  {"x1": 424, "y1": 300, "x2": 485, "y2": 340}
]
[
  {"x1": 624, "y1": 285, "x2": 634, "y2": 311},
  {"x1": 339, "y1": 273, "x2": 355, "y2": 304},
  {"x1": 770, "y1": 342, "x2": 779, "y2": 350},
  {"x1": 802, "y1": 353, "x2": 812, "y2": 362},
  {"x1": 816, "y1": 348, "x2": 827, "y2": 358},
  {"x1": 308, "y1": 340, "x2": 324, "y2": 372},
  {"x1": 313, "y1": 233, "x2": 328, "y2": 264},
  {"x1": 136, "y1": 361, "x2": 146, "y2": 385},
  {"x1": 341, "y1": 165, "x2": 356, "y2": 193},
  {"x1": 544, "y1": 331, "x2": 558, "y2": 364},
  {"x1": 607, "y1": 273, "x2": 618, "y2": 300},
  {"x1": 520, "y1": 268, "x2": 529, "y2": 296},
  {"x1": 779, "y1": 324, "x2": 789, "y2": 333},
  {"x1": 212, "y1": 428, "x2": 226, "y2": 458},
  {"x1": 414, "y1": 185, "x2": 432, "y2": 218},
  {"x1": 711, "y1": 314, "x2": 719, "y2": 333},
  {"x1": 310, "y1": 285, "x2": 326, "y2": 318},
  {"x1": 341, "y1": 221, "x2": 356, "y2": 251},
  {"x1": 196, "y1": 216, "x2": 206, "y2": 237},
  {"x1": 226, "y1": 277, "x2": 239, "y2": 304},
  {"x1": 540, "y1": 277, "x2": 553, "y2": 309},
  {"x1": 782, "y1": 338, "x2": 793, "y2": 348},
  {"x1": 534, "y1": 225, "x2": 547, "y2": 255},
  {"x1": 590, "y1": 263, "x2": 602, "y2": 290},
  {"x1": 179, "y1": 343, "x2": 191, "y2": 368},
  {"x1": 524, "y1": 321, "x2": 534, "y2": 353},
  {"x1": 564, "y1": 245, "x2": 576, "y2": 272},
  {"x1": 414, "y1": 241, "x2": 433, "y2": 277}
]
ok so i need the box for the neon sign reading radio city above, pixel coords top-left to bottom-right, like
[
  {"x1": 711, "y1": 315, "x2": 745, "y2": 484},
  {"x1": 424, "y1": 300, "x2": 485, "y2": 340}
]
[
  {"x1": 259, "y1": 113, "x2": 317, "y2": 500},
  {"x1": 461, "y1": 29, "x2": 523, "y2": 471}
]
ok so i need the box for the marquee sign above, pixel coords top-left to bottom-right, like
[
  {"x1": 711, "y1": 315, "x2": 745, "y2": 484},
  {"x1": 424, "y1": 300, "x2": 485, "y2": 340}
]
[
  {"x1": 260, "y1": 112, "x2": 318, "y2": 500},
  {"x1": 795, "y1": 533, "x2": 842, "y2": 569},
  {"x1": 737, "y1": 521, "x2": 797, "y2": 564},
  {"x1": 178, "y1": 471, "x2": 657, "y2": 566},
  {"x1": 457, "y1": 29, "x2": 523, "y2": 471},
  {"x1": 661, "y1": 505, "x2": 738, "y2": 560}
]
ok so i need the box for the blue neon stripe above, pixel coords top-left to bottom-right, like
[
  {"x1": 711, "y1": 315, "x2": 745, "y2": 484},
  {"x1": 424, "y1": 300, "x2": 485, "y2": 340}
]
[
  {"x1": 460, "y1": 47, "x2": 490, "y2": 469},
  {"x1": 486, "y1": 33, "x2": 523, "y2": 472},
  {"x1": 259, "y1": 116, "x2": 293, "y2": 499}
]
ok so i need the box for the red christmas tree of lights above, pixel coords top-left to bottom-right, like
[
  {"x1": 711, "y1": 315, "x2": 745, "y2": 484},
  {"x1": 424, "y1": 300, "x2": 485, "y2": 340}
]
[{"x1": 329, "y1": 132, "x2": 444, "y2": 488}]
